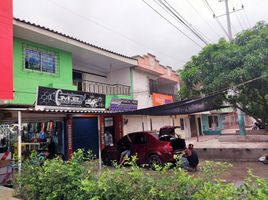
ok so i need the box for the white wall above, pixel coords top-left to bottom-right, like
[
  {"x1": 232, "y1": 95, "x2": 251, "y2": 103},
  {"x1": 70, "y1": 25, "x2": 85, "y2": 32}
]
[
  {"x1": 83, "y1": 73, "x2": 107, "y2": 83},
  {"x1": 132, "y1": 69, "x2": 156, "y2": 109},
  {"x1": 123, "y1": 115, "x2": 145, "y2": 134},
  {"x1": 150, "y1": 116, "x2": 172, "y2": 131},
  {"x1": 107, "y1": 67, "x2": 131, "y2": 86}
]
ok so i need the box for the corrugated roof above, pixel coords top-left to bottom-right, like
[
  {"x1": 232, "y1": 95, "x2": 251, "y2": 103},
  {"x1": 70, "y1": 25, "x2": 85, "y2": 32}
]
[
  {"x1": 32, "y1": 106, "x2": 110, "y2": 114},
  {"x1": 14, "y1": 18, "x2": 135, "y2": 60}
]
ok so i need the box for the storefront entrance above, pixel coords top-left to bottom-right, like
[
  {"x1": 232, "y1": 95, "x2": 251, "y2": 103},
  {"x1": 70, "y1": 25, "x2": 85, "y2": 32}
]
[{"x1": 72, "y1": 117, "x2": 99, "y2": 157}]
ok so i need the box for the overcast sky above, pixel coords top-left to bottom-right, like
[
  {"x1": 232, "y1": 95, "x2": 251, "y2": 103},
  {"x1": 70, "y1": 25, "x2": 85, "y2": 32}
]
[{"x1": 13, "y1": 0, "x2": 268, "y2": 70}]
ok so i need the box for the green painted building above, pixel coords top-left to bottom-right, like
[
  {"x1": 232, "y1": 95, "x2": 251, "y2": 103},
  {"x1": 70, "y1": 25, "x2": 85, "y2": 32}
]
[
  {"x1": 11, "y1": 37, "x2": 76, "y2": 105},
  {"x1": 10, "y1": 19, "x2": 137, "y2": 108}
]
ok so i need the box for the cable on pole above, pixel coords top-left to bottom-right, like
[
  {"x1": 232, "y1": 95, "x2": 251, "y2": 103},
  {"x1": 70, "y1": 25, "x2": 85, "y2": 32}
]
[
  {"x1": 157, "y1": 0, "x2": 209, "y2": 44},
  {"x1": 142, "y1": 0, "x2": 203, "y2": 48},
  {"x1": 185, "y1": 0, "x2": 222, "y2": 38}
]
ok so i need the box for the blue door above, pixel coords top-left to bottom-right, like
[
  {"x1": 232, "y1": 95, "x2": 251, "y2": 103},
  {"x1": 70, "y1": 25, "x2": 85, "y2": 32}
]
[{"x1": 72, "y1": 117, "x2": 99, "y2": 157}]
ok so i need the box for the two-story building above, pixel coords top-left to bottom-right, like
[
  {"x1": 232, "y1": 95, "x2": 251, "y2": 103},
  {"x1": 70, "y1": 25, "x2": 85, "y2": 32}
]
[
  {"x1": 123, "y1": 54, "x2": 192, "y2": 139},
  {"x1": 0, "y1": 17, "x2": 137, "y2": 159}
]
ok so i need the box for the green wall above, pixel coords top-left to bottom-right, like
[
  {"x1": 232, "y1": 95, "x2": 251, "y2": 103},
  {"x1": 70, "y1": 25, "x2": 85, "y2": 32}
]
[
  {"x1": 11, "y1": 37, "x2": 76, "y2": 105},
  {"x1": 201, "y1": 114, "x2": 224, "y2": 135}
]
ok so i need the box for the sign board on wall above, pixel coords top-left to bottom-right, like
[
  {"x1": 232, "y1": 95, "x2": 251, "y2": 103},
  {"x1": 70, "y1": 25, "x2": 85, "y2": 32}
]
[
  {"x1": 110, "y1": 99, "x2": 138, "y2": 112},
  {"x1": 0, "y1": 0, "x2": 13, "y2": 100},
  {"x1": 36, "y1": 86, "x2": 106, "y2": 109},
  {"x1": 152, "y1": 93, "x2": 173, "y2": 106}
]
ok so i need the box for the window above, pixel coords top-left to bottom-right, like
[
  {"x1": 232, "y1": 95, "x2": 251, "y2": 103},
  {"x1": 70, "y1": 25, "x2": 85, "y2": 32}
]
[
  {"x1": 149, "y1": 79, "x2": 158, "y2": 94},
  {"x1": 133, "y1": 133, "x2": 147, "y2": 144},
  {"x1": 24, "y1": 48, "x2": 57, "y2": 74},
  {"x1": 208, "y1": 116, "x2": 219, "y2": 129}
]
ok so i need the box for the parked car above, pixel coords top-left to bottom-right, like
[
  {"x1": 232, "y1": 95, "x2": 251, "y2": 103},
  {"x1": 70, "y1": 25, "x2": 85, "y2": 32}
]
[{"x1": 101, "y1": 126, "x2": 186, "y2": 167}]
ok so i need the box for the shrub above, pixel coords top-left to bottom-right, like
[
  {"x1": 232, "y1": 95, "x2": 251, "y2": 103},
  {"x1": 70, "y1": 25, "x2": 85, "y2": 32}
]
[{"x1": 14, "y1": 150, "x2": 268, "y2": 200}]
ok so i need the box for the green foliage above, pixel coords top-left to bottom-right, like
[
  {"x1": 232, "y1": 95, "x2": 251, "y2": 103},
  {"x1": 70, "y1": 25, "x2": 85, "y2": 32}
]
[
  {"x1": 14, "y1": 151, "x2": 268, "y2": 200},
  {"x1": 179, "y1": 22, "x2": 268, "y2": 127}
]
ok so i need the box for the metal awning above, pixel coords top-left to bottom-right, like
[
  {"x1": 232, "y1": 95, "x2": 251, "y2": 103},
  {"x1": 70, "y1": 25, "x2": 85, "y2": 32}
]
[{"x1": 119, "y1": 93, "x2": 229, "y2": 116}]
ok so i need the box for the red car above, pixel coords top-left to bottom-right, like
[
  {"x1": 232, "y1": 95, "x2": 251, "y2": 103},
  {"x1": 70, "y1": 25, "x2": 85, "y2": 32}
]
[{"x1": 102, "y1": 126, "x2": 186, "y2": 166}]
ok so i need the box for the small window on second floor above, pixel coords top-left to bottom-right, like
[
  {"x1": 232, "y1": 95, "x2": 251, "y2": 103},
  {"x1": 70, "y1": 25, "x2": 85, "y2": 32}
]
[
  {"x1": 149, "y1": 79, "x2": 158, "y2": 94},
  {"x1": 24, "y1": 48, "x2": 57, "y2": 74}
]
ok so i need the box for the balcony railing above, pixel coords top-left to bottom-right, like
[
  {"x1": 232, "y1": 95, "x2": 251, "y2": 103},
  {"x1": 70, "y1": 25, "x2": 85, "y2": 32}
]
[{"x1": 74, "y1": 80, "x2": 130, "y2": 95}]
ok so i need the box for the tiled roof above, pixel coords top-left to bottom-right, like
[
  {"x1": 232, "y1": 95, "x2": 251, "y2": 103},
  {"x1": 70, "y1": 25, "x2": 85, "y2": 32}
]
[{"x1": 14, "y1": 18, "x2": 135, "y2": 60}]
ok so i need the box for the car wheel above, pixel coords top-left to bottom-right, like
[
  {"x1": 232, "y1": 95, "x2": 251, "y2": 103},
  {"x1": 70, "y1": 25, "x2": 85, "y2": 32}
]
[{"x1": 148, "y1": 154, "x2": 163, "y2": 168}]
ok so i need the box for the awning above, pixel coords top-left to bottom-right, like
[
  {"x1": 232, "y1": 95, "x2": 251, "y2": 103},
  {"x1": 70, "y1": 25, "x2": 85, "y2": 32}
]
[
  {"x1": 0, "y1": 106, "x2": 110, "y2": 114},
  {"x1": 119, "y1": 93, "x2": 229, "y2": 116}
]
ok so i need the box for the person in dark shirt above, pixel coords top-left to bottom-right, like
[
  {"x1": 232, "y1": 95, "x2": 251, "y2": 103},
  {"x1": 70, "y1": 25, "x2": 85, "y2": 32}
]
[
  {"x1": 182, "y1": 144, "x2": 199, "y2": 171},
  {"x1": 47, "y1": 137, "x2": 56, "y2": 159}
]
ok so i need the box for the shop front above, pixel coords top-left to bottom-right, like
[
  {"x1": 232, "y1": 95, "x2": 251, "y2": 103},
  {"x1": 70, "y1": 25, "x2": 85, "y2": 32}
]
[{"x1": 0, "y1": 86, "x2": 127, "y2": 179}]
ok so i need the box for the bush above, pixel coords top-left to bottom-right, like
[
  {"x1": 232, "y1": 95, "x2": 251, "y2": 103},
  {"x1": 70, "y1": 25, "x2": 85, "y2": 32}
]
[{"x1": 14, "y1": 150, "x2": 268, "y2": 200}]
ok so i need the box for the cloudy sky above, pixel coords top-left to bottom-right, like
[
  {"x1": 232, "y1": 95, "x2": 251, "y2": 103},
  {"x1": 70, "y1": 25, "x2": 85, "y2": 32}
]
[{"x1": 13, "y1": 0, "x2": 268, "y2": 70}]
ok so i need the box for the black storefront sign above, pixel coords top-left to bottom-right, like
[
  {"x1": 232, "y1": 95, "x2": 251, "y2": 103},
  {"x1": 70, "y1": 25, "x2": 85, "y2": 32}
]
[{"x1": 36, "y1": 86, "x2": 105, "y2": 109}]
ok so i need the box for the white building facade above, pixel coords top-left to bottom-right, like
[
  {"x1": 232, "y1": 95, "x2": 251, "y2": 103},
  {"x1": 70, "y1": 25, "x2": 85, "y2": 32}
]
[{"x1": 123, "y1": 54, "x2": 192, "y2": 139}]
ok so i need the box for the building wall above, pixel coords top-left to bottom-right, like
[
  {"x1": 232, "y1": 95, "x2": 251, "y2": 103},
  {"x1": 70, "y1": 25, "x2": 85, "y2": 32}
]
[
  {"x1": 123, "y1": 114, "x2": 190, "y2": 139},
  {"x1": 0, "y1": 0, "x2": 13, "y2": 100},
  {"x1": 11, "y1": 37, "x2": 76, "y2": 105},
  {"x1": 107, "y1": 67, "x2": 131, "y2": 86},
  {"x1": 132, "y1": 69, "x2": 155, "y2": 109}
]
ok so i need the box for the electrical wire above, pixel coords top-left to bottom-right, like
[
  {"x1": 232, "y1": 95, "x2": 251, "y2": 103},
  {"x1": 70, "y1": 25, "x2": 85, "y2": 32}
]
[
  {"x1": 157, "y1": 0, "x2": 209, "y2": 44},
  {"x1": 202, "y1": 0, "x2": 230, "y2": 40},
  {"x1": 240, "y1": 1, "x2": 251, "y2": 27},
  {"x1": 233, "y1": 7, "x2": 244, "y2": 31},
  {"x1": 45, "y1": 0, "x2": 185, "y2": 67},
  {"x1": 141, "y1": 0, "x2": 203, "y2": 48},
  {"x1": 185, "y1": 0, "x2": 222, "y2": 38},
  {"x1": 182, "y1": 73, "x2": 268, "y2": 102}
]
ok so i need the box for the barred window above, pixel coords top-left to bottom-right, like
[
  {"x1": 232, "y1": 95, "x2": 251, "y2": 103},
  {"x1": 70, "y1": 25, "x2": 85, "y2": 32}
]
[{"x1": 24, "y1": 48, "x2": 56, "y2": 74}]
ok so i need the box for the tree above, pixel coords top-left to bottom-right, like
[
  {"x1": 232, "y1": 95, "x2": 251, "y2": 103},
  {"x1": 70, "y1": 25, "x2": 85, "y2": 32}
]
[{"x1": 179, "y1": 22, "x2": 268, "y2": 128}]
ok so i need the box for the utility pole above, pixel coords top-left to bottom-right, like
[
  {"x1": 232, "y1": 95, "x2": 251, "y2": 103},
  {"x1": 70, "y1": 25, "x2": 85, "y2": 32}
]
[
  {"x1": 224, "y1": 0, "x2": 232, "y2": 40},
  {"x1": 219, "y1": 0, "x2": 246, "y2": 135}
]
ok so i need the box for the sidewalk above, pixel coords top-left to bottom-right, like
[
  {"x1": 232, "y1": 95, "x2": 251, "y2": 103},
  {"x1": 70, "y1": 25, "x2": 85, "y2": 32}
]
[
  {"x1": 186, "y1": 135, "x2": 268, "y2": 149},
  {"x1": 185, "y1": 135, "x2": 268, "y2": 161},
  {"x1": 0, "y1": 186, "x2": 20, "y2": 200}
]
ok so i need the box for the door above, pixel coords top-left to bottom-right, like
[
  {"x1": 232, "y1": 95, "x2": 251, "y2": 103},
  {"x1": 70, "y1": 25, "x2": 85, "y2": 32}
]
[
  {"x1": 72, "y1": 117, "x2": 99, "y2": 157},
  {"x1": 190, "y1": 115, "x2": 198, "y2": 137}
]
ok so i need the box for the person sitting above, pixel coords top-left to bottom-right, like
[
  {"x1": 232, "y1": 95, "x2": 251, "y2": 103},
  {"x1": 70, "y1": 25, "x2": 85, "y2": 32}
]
[
  {"x1": 119, "y1": 135, "x2": 132, "y2": 166},
  {"x1": 181, "y1": 144, "x2": 199, "y2": 171}
]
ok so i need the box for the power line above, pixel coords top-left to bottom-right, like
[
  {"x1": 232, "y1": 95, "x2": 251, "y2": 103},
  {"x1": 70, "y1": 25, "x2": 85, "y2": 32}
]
[
  {"x1": 241, "y1": 4, "x2": 251, "y2": 28},
  {"x1": 182, "y1": 73, "x2": 268, "y2": 103},
  {"x1": 240, "y1": 1, "x2": 251, "y2": 27},
  {"x1": 141, "y1": 0, "x2": 203, "y2": 48},
  {"x1": 45, "y1": 0, "x2": 186, "y2": 66},
  {"x1": 185, "y1": 0, "x2": 222, "y2": 38},
  {"x1": 157, "y1": 0, "x2": 209, "y2": 44},
  {"x1": 202, "y1": 0, "x2": 230, "y2": 39},
  {"x1": 233, "y1": 7, "x2": 244, "y2": 30}
]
